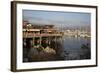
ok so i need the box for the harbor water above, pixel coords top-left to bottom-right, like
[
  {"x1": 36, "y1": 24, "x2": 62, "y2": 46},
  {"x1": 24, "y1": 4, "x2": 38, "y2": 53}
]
[{"x1": 60, "y1": 36, "x2": 91, "y2": 60}]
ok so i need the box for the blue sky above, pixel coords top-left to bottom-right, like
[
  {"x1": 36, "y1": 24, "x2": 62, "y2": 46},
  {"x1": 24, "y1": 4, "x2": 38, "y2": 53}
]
[{"x1": 23, "y1": 10, "x2": 91, "y2": 28}]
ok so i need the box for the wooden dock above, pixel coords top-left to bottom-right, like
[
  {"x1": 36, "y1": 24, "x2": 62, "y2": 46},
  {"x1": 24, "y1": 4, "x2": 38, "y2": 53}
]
[{"x1": 23, "y1": 33, "x2": 62, "y2": 38}]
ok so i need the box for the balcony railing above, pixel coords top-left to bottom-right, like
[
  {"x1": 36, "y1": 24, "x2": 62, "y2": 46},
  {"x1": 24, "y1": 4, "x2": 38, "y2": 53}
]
[{"x1": 23, "y1": 33, "x2": 62, "y2": 38}]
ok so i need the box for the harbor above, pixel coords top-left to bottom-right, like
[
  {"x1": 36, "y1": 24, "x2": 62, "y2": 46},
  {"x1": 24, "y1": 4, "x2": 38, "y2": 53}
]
[{"x1": 23, "y1": 21, "x2": 91, "y2": 62}]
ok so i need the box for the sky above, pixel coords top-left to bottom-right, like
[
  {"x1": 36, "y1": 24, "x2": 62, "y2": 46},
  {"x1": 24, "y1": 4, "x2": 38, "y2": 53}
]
[{"x1": 23, "y1": 10, "x2": 91, "y2": 28}]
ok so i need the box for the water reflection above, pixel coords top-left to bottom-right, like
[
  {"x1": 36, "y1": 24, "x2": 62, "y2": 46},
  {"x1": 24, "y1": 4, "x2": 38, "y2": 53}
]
[
  {"x1": 60, "y1": 36, "x2": 91, "y2": 60},
  {"x1": 23, "y1": 36, "x2": 91, "y2": 62}
]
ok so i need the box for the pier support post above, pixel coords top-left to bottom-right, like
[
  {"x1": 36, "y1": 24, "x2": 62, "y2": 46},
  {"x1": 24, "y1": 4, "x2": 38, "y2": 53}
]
[{"x1": 40, "y1": 37, "x2": 42, "y2": 45}]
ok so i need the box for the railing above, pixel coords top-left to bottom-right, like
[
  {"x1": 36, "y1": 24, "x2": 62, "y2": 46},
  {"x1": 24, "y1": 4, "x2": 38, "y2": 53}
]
[{"x1": 23, "y1": 33, "x2": 62, "y2": 38}]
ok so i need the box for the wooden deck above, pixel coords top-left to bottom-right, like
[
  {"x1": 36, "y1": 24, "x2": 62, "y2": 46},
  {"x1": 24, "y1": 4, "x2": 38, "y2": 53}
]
[{"x1": 23, "y1": 33, "x2": 62, "y2": 38}]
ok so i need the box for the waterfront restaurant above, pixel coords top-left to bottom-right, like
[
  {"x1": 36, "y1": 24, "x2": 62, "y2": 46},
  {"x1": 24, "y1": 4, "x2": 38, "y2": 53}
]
[{"x1": 23, "y1": 21, "x2": 63, "y2": 62}]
